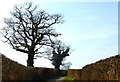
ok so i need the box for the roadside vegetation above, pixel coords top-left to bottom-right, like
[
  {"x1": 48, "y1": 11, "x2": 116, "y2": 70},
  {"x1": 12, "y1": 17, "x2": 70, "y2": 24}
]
[{"x1": 64, "y1": 76, "x2": 75, "y2": 82}]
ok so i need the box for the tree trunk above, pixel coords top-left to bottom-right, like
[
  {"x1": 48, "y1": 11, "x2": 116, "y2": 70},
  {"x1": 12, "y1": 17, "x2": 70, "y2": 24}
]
[
  {"x1": 55, "y1": 64, "x2": 60, "y2": 70},
  {"x1": 27, "y1": 51, "x2": 34, "y2": 67},
  {"x1": 55, "y1": 65, "x2": 61, "y2": 76}
]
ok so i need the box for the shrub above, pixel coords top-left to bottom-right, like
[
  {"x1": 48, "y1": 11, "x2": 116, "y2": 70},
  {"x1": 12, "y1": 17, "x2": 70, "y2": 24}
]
[{"x1": 64, "y1": 76, "x2": 75, "y2": 82}]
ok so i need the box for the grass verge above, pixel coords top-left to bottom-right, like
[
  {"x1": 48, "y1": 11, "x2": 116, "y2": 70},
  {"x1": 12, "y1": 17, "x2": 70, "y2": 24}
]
[{"x1": 64, "y1": 77, "x2": 75, "y2": 82}]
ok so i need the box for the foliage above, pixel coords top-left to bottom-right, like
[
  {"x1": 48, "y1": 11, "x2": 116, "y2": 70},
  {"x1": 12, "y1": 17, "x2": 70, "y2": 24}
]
[
  {"x1": 64, "y1": 76, "x2": 75, "y2": 82},
  {"x1": 43, "y1": 40, "x2": 72, "y2": 70}
]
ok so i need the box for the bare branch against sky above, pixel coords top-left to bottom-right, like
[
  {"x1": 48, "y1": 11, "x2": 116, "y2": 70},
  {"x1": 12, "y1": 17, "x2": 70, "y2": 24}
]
[{"x1": 0, "y1": 0, "x2": 118, "y2": 69}]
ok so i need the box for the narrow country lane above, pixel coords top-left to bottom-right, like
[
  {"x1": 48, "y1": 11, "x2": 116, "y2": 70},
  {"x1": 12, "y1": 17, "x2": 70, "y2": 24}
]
[{"x1": 47, "y1": 76, "x2": 66, "y2": 82}]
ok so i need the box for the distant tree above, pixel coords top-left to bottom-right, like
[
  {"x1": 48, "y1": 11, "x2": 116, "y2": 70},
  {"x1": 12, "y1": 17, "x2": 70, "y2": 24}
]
[
  {"x1": 43, "y1": 40, "x2": 71, "y2": 70},
  {"x1": 61, "y1": 59, "x2": 72, "y2": 70},
  {"x1": 0, "y1": 2, "x2": 63, "y2": 67}
]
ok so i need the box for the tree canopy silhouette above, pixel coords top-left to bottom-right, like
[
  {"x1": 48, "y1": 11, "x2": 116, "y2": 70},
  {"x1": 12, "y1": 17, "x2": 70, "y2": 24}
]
[
  {"x1": 1, "y1": 2, "x2": 63, "y2": 67},
  {"x1": 43, "y1": 40, "x2": 71, "y2": 70}
]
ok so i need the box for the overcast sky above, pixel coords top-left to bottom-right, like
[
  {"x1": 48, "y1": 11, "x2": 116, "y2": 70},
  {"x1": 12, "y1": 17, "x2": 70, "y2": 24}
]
[{"x1": 0, "y1": 0, "x2": 118, "y2": 69}]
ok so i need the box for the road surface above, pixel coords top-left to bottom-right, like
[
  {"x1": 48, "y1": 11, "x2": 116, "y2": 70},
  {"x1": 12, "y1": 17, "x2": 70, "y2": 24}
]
[{"x1": 47, "y1": 76, "x2": 66, "y2": 82}]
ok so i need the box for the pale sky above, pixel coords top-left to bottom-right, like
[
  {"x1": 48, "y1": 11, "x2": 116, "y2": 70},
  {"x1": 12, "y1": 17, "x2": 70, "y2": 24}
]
[{"x1": 0, "y1": 0, "x2": 118, "y2": 69}]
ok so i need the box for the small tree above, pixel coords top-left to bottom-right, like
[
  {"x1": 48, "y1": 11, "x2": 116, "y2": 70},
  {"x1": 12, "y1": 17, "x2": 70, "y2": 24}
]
[
  {"x1": 61, "y1": 59, "x2": 72, "y2": 70},
  {"x1": 44, "y1": 40, "x2": 71, "y2": 70},
  {"x1": 1, "y1": 2, "x2": 63, "y2": 67}
]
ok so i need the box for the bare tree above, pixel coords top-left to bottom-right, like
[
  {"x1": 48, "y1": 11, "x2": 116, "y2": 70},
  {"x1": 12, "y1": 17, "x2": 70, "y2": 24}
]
[
  {"x1": 61, "y1": 60, "x2": 72, "y2": 70},
  {"x1": 1, "y1": 2, "x2": 63, "y2": 67},
  {"x1": 43, "y1": 40, "x2": 71, "y2": 70}
]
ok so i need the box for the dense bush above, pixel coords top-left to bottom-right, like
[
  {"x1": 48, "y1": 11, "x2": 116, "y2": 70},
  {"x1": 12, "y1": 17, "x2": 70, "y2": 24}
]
[
  {"x1": 2, "y1": 54, "x2": 67, "y2": 80},
  {"x1": 67, "y1": 55, "x2": 120, "y2": 80},
  {"x1": 67, "y1": 69, "x2": 81, "y2": 80}
]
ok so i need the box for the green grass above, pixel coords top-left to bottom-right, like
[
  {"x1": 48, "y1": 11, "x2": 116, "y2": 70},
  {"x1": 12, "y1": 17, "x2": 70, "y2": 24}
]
[{"x1": 64, "y1": 77, "x2": 75, "y2": 82}]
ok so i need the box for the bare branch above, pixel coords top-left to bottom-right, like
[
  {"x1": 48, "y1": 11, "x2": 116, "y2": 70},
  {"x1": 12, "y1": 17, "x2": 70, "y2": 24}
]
[
  {"x1": 16, "y1": 48, "x2": 28, "y2": 53},
  {"x1": 1, "y1": 2, "x2": 64, "y2": 67}
]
